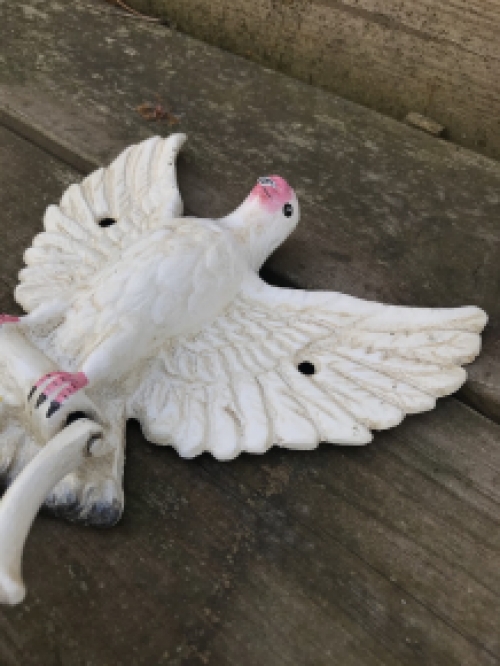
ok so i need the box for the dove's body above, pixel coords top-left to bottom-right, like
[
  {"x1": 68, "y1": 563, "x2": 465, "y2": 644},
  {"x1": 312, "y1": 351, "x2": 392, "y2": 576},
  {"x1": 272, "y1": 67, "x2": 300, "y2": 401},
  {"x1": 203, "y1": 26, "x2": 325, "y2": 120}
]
[
  {"x1": 0, "y1": 133, "x2": 487, "y2": 525},
  {"x1": 53, "y1": 220, "x2": 246, "y2": 384}
]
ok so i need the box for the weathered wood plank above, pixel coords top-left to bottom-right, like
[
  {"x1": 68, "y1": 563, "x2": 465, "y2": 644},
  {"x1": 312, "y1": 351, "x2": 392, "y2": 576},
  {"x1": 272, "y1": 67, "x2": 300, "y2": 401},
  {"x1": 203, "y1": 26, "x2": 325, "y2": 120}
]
[
  {"x1": 0, "y1": 0, "x2": 499, "y2": 421},
  {"x1": 0, "y1": 129, "x2": 78, "y2": 308},
  {"x1": 127, "y1": 0, "x2": 500, "y2": 160},
  {"x1": 1, "y1": 127, "x2": 500, "y2": 665},
  {"x1": 200, "y1": 401, "x2": 500, "y2": 655}
]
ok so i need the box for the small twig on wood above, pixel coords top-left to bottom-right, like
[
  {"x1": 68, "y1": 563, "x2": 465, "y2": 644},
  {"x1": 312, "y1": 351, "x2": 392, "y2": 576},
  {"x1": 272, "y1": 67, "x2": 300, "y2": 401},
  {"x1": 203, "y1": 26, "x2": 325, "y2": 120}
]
[
  {"x1": 105, "y1": 0, "x2": 162, "y2": 22},
  {"x1": 136, "y1": 97, "x2": 181, "y2": 125}
]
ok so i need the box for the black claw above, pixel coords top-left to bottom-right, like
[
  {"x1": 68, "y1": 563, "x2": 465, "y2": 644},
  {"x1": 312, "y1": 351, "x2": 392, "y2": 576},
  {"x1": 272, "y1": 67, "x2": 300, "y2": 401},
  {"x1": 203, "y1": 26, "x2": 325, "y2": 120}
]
[
  {"x1": 28, "y1": 386, "x2": 36, "y2": 400},
  {"x1": 36, "y1": 393, "x2": 47, "y2": 408},
  {"x1": 47, "y1": 401, "x2": 61, "y2": 418}
]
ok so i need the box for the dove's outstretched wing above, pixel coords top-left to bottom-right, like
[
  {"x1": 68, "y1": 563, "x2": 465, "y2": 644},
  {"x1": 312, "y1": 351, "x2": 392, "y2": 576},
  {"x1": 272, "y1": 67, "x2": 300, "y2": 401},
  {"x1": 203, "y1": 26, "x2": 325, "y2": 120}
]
[
  {"x1": 16, "y1": 134, "x2": 187, "y2": 312},
  {"x1": 128, "y1": 273, "x2": 487, "y2": 460}
]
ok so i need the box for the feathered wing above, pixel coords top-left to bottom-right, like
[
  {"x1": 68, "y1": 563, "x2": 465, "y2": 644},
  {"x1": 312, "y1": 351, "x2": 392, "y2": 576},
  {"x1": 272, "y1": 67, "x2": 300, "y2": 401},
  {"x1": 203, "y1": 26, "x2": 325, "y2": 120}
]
[
  {"x1": 15, "y1": 133, "x2": 187, "y2": 312},
  {"x1": 129, "y1": 274, "x2": 487, "y2": 461}
]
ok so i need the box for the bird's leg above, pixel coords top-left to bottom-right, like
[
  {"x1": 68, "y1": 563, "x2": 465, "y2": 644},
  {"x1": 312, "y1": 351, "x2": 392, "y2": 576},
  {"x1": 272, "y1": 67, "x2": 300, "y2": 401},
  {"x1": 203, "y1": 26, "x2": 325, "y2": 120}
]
[
  {"x1": 79, "y1": 326, "x2": 139, "y2": 387},
  {"x1": 28, "y1": 327, "x2": 136, "y2": 437},
  {"x1": 0, "y1": 325, "x2": 101, "y2": 442},
  {"x1": 21, "y1": 331, "x2": 132, "y2": 525},
  {"x1": 26, "y1": 368, "x2": 101, "y2": 441},
  {"x1": 0, "y1": 307, "x2": 121, "y2": 527},
  {"x1": 29, "y1": 371, "x2": 89, "y2": 418},
  {"x1": 0, "y1": 301, "x2": 102, "y2": 434},
  {"x1": 29, "y1": 324, "x2": 136, "y2": 407},
  {"x1": 10, "y1": 353, "x2": 124, "y2": 528}
]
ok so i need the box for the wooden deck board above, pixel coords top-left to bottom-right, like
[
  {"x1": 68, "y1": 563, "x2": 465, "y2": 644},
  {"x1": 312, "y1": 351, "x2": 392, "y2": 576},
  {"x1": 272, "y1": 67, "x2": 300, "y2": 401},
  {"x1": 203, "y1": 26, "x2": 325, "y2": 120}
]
[
  {"x1": 1, "y1": 1, "x2": 500, "y2": 661},
  {"x1": 1, "y1": 0, "x2": 499, "y2": 422},
  {"x1": 0, "y1": 127, "x2": 500, "y2": 665},
  {"x1": 125, "y1": 0, "x2": 500, "y2": 161}
]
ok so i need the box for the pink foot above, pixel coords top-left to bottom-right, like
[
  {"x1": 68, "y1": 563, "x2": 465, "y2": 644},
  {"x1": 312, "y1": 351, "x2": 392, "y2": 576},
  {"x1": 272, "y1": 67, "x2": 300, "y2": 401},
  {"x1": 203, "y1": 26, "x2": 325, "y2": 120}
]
[
  {"x1": 0, "y1": 315, "x2": 20, "y2": 326},
  {"x1": 29, "y1": 372, "x2": 88, "y2": 418}
]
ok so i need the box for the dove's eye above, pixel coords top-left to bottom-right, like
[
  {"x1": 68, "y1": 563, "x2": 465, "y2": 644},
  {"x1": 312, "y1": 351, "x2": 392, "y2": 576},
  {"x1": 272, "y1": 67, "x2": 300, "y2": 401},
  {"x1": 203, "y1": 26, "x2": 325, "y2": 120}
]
[{"x1": 283, "y1": 203, "x2": 294, "y2": 218}]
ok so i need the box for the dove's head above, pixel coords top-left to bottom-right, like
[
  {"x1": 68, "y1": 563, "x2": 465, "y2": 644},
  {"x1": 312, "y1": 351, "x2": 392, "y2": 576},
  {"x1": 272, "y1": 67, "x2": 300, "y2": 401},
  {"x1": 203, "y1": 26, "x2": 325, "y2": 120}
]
[{"x1": 222, "y1": 175, "x2": 300, "y2": 270}]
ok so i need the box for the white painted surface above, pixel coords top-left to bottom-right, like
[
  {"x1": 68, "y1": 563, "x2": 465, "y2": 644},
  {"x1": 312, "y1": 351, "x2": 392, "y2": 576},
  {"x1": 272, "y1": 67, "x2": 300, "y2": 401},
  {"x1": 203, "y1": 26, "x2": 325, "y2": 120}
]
[
  {"x1": 0, "y1": 133, "x2": 488, "y2": 557},
  {"x1": 0, "y1": 420, "x2": 104, "y2": 605}
]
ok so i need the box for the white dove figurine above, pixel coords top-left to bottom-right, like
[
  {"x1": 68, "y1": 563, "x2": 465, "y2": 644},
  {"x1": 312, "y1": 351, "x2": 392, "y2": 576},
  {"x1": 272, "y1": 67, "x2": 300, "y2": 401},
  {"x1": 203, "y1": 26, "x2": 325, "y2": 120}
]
[{"x1": 0, "y1": 133, "x2": 488, "y2": 530}]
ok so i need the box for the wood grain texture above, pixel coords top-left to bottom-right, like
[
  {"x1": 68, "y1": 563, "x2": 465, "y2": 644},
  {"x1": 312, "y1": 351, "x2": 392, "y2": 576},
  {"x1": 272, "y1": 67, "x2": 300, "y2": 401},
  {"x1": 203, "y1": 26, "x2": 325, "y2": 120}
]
[
  {"x1": 1, "y1": 9, "x2": 500, "y2": 658},
  {"x1": 127, "y1": 0, "x2": 500, "y2": 160},
  {"x1": 1, "y1": 106, "x2": 500, "y2": 666},
  {"x1": 0, "y1": 0, "x2": 499, "y2": 421}
]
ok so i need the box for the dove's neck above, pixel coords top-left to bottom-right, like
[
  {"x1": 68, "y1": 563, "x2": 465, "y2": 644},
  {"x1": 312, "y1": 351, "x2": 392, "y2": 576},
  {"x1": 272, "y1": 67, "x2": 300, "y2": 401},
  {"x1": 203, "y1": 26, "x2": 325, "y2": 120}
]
[{"x1": 219, "y1": 200, "x2": 286, "y2": 271}]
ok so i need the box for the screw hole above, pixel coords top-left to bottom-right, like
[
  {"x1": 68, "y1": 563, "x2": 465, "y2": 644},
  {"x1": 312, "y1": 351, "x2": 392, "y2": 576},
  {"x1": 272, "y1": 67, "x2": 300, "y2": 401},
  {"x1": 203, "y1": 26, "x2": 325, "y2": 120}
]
[
  {"x1": 98, "y1": 217, "x2": 117, "y2": 228},
  {"x1": 298, "y1": 361, "x2": 316, "y2": 376}
]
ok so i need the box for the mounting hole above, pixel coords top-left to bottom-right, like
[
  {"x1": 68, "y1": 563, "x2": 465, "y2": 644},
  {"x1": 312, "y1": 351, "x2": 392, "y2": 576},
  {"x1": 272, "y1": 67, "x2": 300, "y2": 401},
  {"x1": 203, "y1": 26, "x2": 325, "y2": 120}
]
[
  {"x1": 98, "y1": 217, "x2": 117, "y2": 228},
  {"x1": 298, "y1": 361, "x2": 316, "y2": 376}
]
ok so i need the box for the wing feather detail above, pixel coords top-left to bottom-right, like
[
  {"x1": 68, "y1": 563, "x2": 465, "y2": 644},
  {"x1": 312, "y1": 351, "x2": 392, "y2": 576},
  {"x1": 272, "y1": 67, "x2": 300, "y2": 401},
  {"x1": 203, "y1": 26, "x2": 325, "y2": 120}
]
[
  {"x1": 128, "y1": 274, "x2": 487, "y2": 460},
  {"x1": 16, "y1": 134, "x2": 187, "y2": 312}
]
